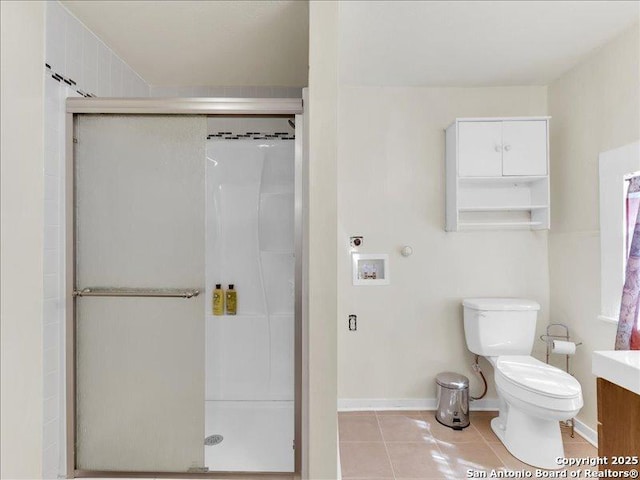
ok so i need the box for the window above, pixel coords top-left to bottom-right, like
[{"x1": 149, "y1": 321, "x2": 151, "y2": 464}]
[{"x1": 599, "y1": 142, "x2": 640, "y2": 323}]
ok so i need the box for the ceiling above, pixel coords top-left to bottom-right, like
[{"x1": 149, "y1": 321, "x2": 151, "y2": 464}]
[
  {"x1": 63, "y1": 1, "x2": 638, "y2": 88},
  {"x1": 339, "y1": 1, "x2": 640, "y2": 86},
  {"x1": 62, "y1": 0, "x2": 309, "y2": 87}
]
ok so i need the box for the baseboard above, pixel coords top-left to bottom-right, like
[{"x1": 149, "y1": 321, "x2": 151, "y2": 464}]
[
  {"x1": 573, "y1": 417, "x2": 598, "y2": 448},
  {"x1": 338, "y1": 397, "x2": 499, "y2": 411}
]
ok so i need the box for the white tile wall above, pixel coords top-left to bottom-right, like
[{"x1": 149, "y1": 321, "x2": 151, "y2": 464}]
[
  {"x1": 65, "y1": 13, "x2": 83, "y2": 87},
  {"x1": 41, "y1": 73, "x2": 71, "y2": 480},
  {"x1": 149, "y1": 85, "x2": 303, "y2": 98},
  {"x1": 43, "y1": 2, "x2": 150, "y2": 478},
  {"x1": 46, "y1": 0, "x2": 148, "y2": 98},
  {"x1": 82, "y1": 29, "x2": 98, "y2": 95},
  {"x1": 110, "y1": 55, "x2": 123, "y2": 97},
  {"x1": 43, "y1": 418, "x2": 60, "y2": 449}
]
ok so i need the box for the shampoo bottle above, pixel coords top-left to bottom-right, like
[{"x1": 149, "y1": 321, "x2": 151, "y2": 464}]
[
  {"x1": 225, "y1": 284, "x2": 237, "y2": 315},
  {"x1": 213, "y1": 284, "x2": 224, "y2": 315}
]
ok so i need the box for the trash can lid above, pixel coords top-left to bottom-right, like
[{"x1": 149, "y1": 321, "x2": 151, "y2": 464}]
[{"x1": 436, "y1": 372, "x2": 469, "y2": 389}]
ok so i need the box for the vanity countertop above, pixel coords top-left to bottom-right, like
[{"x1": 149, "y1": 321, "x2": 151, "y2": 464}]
[{"x1": 592, "y1": 350, "x2": 640, "y2": 395}]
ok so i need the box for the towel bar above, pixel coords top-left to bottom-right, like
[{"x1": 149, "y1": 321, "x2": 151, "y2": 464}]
[{"x1": 73, "y1": 287, "x2": 200, "y2": 299}]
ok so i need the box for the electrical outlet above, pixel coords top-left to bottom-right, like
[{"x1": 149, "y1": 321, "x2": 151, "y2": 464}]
[{"x1": 348, "y1": 314, "x2": 357, "y2": 331}]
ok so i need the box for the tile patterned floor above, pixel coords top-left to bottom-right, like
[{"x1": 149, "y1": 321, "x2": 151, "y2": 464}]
[{"x1": 339, "y1": 410, "x2": 597, "y2": 479}]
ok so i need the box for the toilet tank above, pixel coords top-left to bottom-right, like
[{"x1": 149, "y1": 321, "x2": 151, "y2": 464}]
[{"x1": 463, "y1": 298, "x2": 540, "y2": 357}]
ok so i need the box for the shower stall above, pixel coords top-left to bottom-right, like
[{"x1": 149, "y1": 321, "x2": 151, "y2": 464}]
[
  {"x1": 204, "y1": 126, "x2": 295, "y2": 471},
  {"x1": 66, "y1": 98, "x2": 304, "y2": 477}
]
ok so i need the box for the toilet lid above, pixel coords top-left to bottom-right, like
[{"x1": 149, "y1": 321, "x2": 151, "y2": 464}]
[{"x1": 496, "y1": 356, "x2": 582, "y2": 399}]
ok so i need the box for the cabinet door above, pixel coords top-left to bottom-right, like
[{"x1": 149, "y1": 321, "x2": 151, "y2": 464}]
[
  {"x1": 502, "y1": 120, "x2": 547, "y2": 176},
  {"x1": 458, "y1": 121, "x2": 503, "y2": 177}
]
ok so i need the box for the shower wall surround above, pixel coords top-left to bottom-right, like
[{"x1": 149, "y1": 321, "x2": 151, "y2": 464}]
[{"x1": 204, "y1": 140, "x2": 295, "y2": 471}]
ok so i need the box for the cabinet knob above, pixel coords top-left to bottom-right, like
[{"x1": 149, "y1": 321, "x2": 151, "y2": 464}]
[
  {"x1": 504, "y1": 145, "x2": 512, "y2": 151},
  {"x1": 494, "y1": 145, "x2": 502, "y2": 152}
]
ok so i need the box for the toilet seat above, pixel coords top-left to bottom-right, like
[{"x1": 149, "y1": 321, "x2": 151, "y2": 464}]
[{"x1": 495, "y1": 355, "x2": 583, "y2": 413}]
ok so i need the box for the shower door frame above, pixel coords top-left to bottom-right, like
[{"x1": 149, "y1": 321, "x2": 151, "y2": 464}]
[{"x1": 64, "y1": 97, "x2": 306, "y2": 479}]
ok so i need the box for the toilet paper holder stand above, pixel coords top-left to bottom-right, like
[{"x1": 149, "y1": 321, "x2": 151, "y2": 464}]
[
  {"x1": 539, "y1": 323, "x2": 583, "y2": 438},
  {"x1": 539, "y1": 323, "x2": 583, "y2": 368}
]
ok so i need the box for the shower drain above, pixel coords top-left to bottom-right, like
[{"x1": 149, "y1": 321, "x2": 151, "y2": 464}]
[{"x1": 204, "y1": 434, "x2": 224, "y2": 446}]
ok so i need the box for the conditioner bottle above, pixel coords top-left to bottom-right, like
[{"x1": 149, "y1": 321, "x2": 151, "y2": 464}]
[{"x1": 225, "y1": 284, "x2": 237, "y2": 315}]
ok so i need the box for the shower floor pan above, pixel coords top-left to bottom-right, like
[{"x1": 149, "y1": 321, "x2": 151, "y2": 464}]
[{"x1": 204, "y1": 400, "x2": 294, "y2": 472}]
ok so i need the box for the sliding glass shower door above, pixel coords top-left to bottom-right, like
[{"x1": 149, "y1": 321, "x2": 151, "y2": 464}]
[{"x1": 74, "y1": 115, "x2": 207, "y2": 472}]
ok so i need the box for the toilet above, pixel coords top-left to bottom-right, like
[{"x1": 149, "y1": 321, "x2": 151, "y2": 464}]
[{"x1": 462, "y1": 298, "x2": 583, "y2": 470}]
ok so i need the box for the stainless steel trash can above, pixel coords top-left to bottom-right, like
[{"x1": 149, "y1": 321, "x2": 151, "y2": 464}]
[{"x1": 435, "y1": 372, "x2": 470, "y2": 430}]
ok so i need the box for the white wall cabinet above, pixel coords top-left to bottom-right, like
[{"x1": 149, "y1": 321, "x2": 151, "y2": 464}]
[
  {"x1": 458, "y1": 120, "x2": 547, "y2": 177},
  {"x1": 446, "y1": 117, "x2": 550, "y2": 231}
]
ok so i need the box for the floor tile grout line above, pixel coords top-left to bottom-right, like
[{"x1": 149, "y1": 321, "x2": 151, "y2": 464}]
[
  {"x1": 339, "y1": 440, "x2": 396, "y2": 443},
  {"x1": 386, "y1": 410, "x2": 499, "y2": 478},
  {"x1": 433, "y1": 410, "x2": 506, "y2": 477},
  {"x1": 470, "y1": 411, "x2": 510, "y2": 471},
  {"x1": 375, "y1": 410, "x2": 397, "y2": 480},
  {"x1": 341, "y1": 410, "x2": 521, "y2": 479},
  {"x1": 422, "y1": 412, "x2": 458, "y2": 479},
  {"x1": 474, "y1": 416, "x2": 509, "y2": 471}
]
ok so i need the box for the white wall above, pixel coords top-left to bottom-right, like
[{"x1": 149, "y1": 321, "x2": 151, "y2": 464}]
[
  {"x1": 43, "y1": 2, "x2": 150, "y2": 476},
  {"x1": 337, "y1": 86, "x2": 550, "y2": 407},
  {"x1": 307, "y1": 1, "x2": 339, "y2": 478},
  {"x1": 1, "y1": 1, "x2": 46, "y2": 478},
  {"x1": 548, "y1": 23, "x2": 640, "y2": 431}
]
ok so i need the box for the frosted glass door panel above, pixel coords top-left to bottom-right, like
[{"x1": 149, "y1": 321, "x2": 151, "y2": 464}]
[
  {"x1": 75, "y1": 115, "x2": 206, "y2": 472},
  {"x1": 76, "y1": 116, "x2": 206, "y2": 288},
  {"x1": 76, "y1": 298, "x2": 204, "y2": 471}
]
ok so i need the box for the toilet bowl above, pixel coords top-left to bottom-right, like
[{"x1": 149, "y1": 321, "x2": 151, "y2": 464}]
[
  {"x1": 488, "y1": 355, "x2": 583, "y2": 469},
  {"x1": 462, "y1": 298, "x2": 584, "y2": 470}
]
